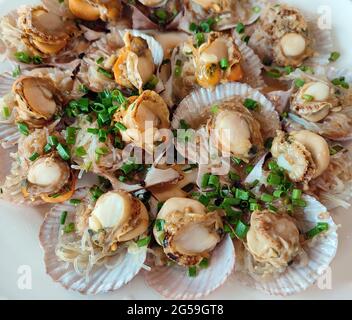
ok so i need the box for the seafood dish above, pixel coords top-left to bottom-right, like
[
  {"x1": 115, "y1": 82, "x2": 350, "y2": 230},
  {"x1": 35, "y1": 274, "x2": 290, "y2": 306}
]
[{"x1": 1, "y1": 0, "x2": 350, "y2": 299}]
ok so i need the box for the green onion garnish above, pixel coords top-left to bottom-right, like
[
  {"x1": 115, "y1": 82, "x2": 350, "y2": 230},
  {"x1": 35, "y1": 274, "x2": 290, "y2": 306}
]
[
  {"x1": 260, "y1": 193, "x2": 274, "y2": 203},
  {"x1": 292, "y1": 199, "x2": 307, "y2": 207},
  {"x1": 48, "y1": 135, "x2": 59, "y2": 146},
  {"x1": 96, "y1": 57, "x2": 104, "y2": 65},
  {"x1": 235, "y1": 221, "x2": 249, "y2": 239},
  {"x1": 219, "y1": 58, "x2": 229, "y2": 70},
  {"x1": 291, "y1": 189, "x2": 302, "y2": 200},
  {"x1": 12, "y1": 65, "x2": 21, "y2": 77},
  {"x1": 64, "y1": 223, "x2": 75, "y2": 234},
  {"x1": 98, "y1": 129, "x2": 107, "y2": 142},
  {"x1": 57, "y1": 143, "x2": 70, "y2": 161},
  {"x1": 195, "y1": 32, "x2": 205, "y2": 47},
  {"x1": 97, "y1": 67, "x2": 113, "y2": 79},
  {"x1": 155, "y1": 8, "x2": 167, "y2": 21},
  {"x1": 2, "y1": 106, "x2": 10, "y2": 119},
  {"x1": 70, "y1": 199, "x2": 81, "y2": 205},
  {"x1": 245, "y1": 165, "x2": 254, "y2": 174},
  {"x1": 44, "y1": 143, "x2": 52, "y2": 153},
  {"x1": 33, "y1": 55, "x2": 42, "y2": 65},
  {"x1": 75, "y1": 146, "x2": 87, "y2": 157},
  {"x1": 14, "y1": 51, "x2": 32, "y2": 64},
  {"x1": 90, "y1": 186, "x2": 104, "y2": 201},
  {"x1": 329, "y1": 145, "x2": 344, "y2": 155},
  {"x1": 115, "y1": 122, "x2": 127, "y2": 131},
  {"x1": 29, "y1": 152, "x2": 39, "y2": 162},
  {"x1": 250, "y1": 202, "x2": 261, "y2": 211},
  {"x1": 201, "y1": 173, "x2": 210, "y2": 189},
  {"x1": 144, "y1": 75, "x2": 159, "y2": 90},
  {"x1": 267, "y1": 173, "x2": 282, "y2": 186},
  {"x1": 66, "y1": 127, "x2": 77, "y2": 145},
  {"x1": 328, "y1": 51, "x2": 340, "y2": 62},
  {"x1": 236, "y1": 22, "x2": 245, "y2": 34},
  {"x1": 294, "y1": 78, "x2": 305, "y2": 88},
  {"x1": 302, "y1": 94, "x2": 314, "y2": 101},
  {"x1": 229, "y1": 171, "x2": 240, "y2": 181},
  {"x1": 137, "y1": 236, "x2": 151, "y2": 247},
  {"x1": 95, "y1": 147, "x2": 109, "y2": 156},
  {"x1": 306, "y1": 222, "x2": 329, "y2": 239},
  {"x1": 284, "y1": 66, "x2": 294, "y2": 75},
  {"x1": 235, "y1": 188, "x2": 249, "y2": 201},
  {"x1": 17, "y1": 122, "x2": 29, "y2": 136},
  {"x1": 266, "y1": 69, "x2": 281, "y2": 78},
  {"x1": 210, "y1": 104, "x2": 219, "y2": 114},
  {"x1": 199, "y1": 258, "x2": 209, "y2": 269},
  {"x1": 208, "y1": 175, "x2": 220, "y2": 189},
  {"x1": 155, "y1": 219, "x2": 165, "y2": 232},
  {"x1": 60, "y1": 211, "x2": 68, "y2": 225},
  {"x1": 188, "y1": 266, "x2": 197, "y2": 277},
  {"x1": 87, "y1": 128, "x2": 99, "y2": 135},
  {"x1": 331, "y1": 77, "x2": 349, "y2": 89}
]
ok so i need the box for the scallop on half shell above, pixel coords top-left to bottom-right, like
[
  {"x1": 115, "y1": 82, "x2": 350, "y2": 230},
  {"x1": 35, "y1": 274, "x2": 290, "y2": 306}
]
[
  {"x1": 144, "y1": 197, "x2": 235, "y2": 299},
  {"x1": 39, "y1": 189, "x2": 149, "y2": 294},
  {"x1": 235, "y1": 194, "x2": 337, "y2": 296},
  {"x1": 162, "y1": 31, "x2": 263, "y2": 107},
  {"x1": 171, "y1": 82, "x2": 280, "y2": 164},
  {"x1": 77, "y1": 29, "x2": 164, "y2": 93}
]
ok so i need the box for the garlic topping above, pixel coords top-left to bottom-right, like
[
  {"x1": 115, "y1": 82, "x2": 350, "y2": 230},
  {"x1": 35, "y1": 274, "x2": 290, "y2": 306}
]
[
  {"x1": 68, "y1": 0, "x2": 122, "y2": 22},
  {"x1": 113, "y1": 32, "x2": 155, "y2": 92},
  {"x1": 271, "y1": 130, "x2": 330, "y2": 183},
  {"x1": 246, "y1": 210, "x2": 300, "y2": 269},
  {"x1": 291, "y1": 81, "x2": 338, "y2": 122},
  {"x1": 88, "y1": 190, "x2": 149, "y2": 245},
  {"x1": 153, "y1": 197, "x2": 223, "y2": 266}
]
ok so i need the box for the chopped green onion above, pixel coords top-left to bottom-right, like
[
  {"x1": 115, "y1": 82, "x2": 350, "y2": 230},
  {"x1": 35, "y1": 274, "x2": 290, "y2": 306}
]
[
  {"x1": 250, "y1": 202, "x2": 261, "y2": 211},
  {"x1": 48, "y1": 135, "x2": 59, "y2": 146},
  {"x1": 328, "y1": 51, "x2": 340, "y2": 62},
  {"x1": 144, "y1": 75, "x2": 159, "y2": 90},
  {"x1": 291, "y1": 189, "x2": 302, "y2": 200},
  {"x1": 14, "y1": 51, "x2": 32, "y2": 64},
  {"x1": 188, "y1": 266, "x2": 197, "y2": 277},
  {"x1": 118, "y1": 176, "x2": 127, "y2": 182},
  {"x1": 268, "y1": 160, "x2": 278, "y2": 171},
  {"x1": 261, "y1": 193, "x2": 274, "y2": 203},
  {"x1": 229, "y1": 171, "x2": 240, "y2": 181},
  {"x1": 299, "y1": 65, "x2": 314, "y2": 74},
  {"x1": 267, "y1": 173, "x2": 282, "y2": 186},
  {"x1": 235, "y1": 188, "x2": 249, "y2": 201},
  {"x1": 273, "y1": 190, "x2": 286, "y2": 198},
  {"x1": 95, "y1": 147, "x2": 109, "y2": 156},
  {"x1": 264, "y1": 137, "x2": 273, "y2": 150},
  {"x1": 210, "y1": 104, "x2": 219, "y2": 114},
  {"x1": 201, "y1": 173, "x2": 210, "y2": 188},
  {"x1": 195, "y1": 32, "x2": 205, "y2": 47},
  {"x1": 198, "y1": 194, "x2": 210, "y2": 206},
  {"x1": 33, "y1": 55, "x2": 42, "y2": 64},
  {"x1": 243, "y1": 98, "x2": 258, "y2": 110},
  {"x1": 329, "y1": 145, "x2": 344, "y2": 155},
  {"x1": 98, "y1": 129, "x2": 107, "y2": 142},
  {"x1": 208, "y1": 175, "x2": 220, "y2": 189},
  {"x1": 70, "y1": 199, "x2": 81, "y2": 205},
  {"x1": 189, "y1": 22, "x2": 198, "y2": 32},
  {"x1": 236, "y1": 22, "x2": 245, "y2": 34},
  {"x1": 252, "y1": 6, "x2": 261, "y2": 13},
  {"x1": 174, "y1": 65, "x2": 182, "y2": 77},
  {"x1": 306, "y1": 222, "x2": 329, "y2": 239},
  {"x1": 219, "y1": 58, "x2": 229, "y2": 70},
  {"x1": 155, "y1": 8, "x2": 167, "y2": 21},
  {"x1": 294, "y1": 78, "x2": 305, "y2": 88},
  {"x1": 199, "y1": 258, "x2": 209, "y2": 269},
  {"x1": 268, "y1": 204, "x2": 278, "y2": 212},
  {"x1": 66, "y1": 127, "x2": 77, "y2": 145},
  {"x1": 137, "y1": 236, "x2": 151, "y2": 247},
  {"x1": 98, "y1": 111, "x2": 110, "y2": 125},
  {"x1": 266, "y1": 69, "x2": 281, "y2": 78},
  {"x1": 115, "y1": 122, "x2": 127, "y2": 131},
  {"x1": 245, "y1": 165, "x2": 254, "y2": 174},
  {"x1": 17, "y1": 123, "x2": 29, "y2": 136},
  {"x1": 231, "y1": 157, "x2": 243, "y2": 165},
  {"x1": 284, "y1": 66, "x2": 294, "y2": 75},
  {"x1": 331, "y1": 77, "x2": 350, "y2": 89},
  {"x1": 87, "y1": 128, "x2": 99, "y2": 135},
  {"x1": 179, "y1": 119, "x2": 190, "y2": 130},
  {"x1": 2, "y1": 106, "x2": 10, "y2": 119},
  {"x1": 12, "y1": 65, "x2": 21, "y2": 77},
  {"x1": 64, "y1": 222, "x2": 75, "y2": 234},
  {"x1": 97, "y1": 67, "x2": 113, "y2": 79},
  {"x1": 57, "y1": 143, "x2": 70, "y2": 161},
  {"x1": 79, "y1": 84, "x2": 89, "y2": 94},
  {"x1": 60, "y1": 211, "x2": 68, "y2": 225},
  {"x1": 96, "y1": 57, "x2": 104, "y2": 65},
  {"x1": 235, "y1": 221, "x2": 249, "y2": 239},
  {"x1": 44, "y1": 143, "x2": 52, "y2": 153},
  {"x1": 222, "y1": 197, "x2": 241, "y2": 207},
  {"x1": 29, "y1": 152, "x2": 39, "y2": 162},
  {"x1": 75, "y1": 146, "x2": 87, "y2": 157},
  {"x1": 90, "y1": 186, "x2": 104, "y2": 201},
  {"x1": 302, "y1": 94, "x2": 314, "y2": 101},
  {"x1": 292, "y1": 199, "x2": 307, "y2": 207},
  {"x1": 155, "y1": 219, "x2": 165, "y2": 232}
]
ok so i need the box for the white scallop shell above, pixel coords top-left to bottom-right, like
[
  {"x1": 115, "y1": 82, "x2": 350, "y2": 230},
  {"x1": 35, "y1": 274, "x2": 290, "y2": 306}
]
[
  {"x1": 144, "y1": 234, "x2": 235, "y2": 299},
  {"x1": 172, "y1": 82, "x2": 280, "y2": 139},
  {"x1": 39, "y1": 191, "x2": 148, "y2": 294},
  {"x1": 236, "y1": 195, "x2": 338, "y2": 296}
]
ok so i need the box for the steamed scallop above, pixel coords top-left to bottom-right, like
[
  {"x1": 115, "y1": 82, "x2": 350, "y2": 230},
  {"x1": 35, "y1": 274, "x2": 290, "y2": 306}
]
[
  {"x1": 193, "y1": 32, "x2": 243, "y2": 89},
  {"x1": 114, "y1": 90, "x2": 170, "y2": 153},
  {"x1": 271, "y1": 130, "x2": 330, "y2": 184},
  {"x1": 290, "y1": 81, "x2": 338, "y2": 122},
  {"x1": 68, "y1": 0, "x2": 122, "y2": 22},
  {"x1": 26, "y1": 154, "x2": 71, "y2": 198},
  {"x1": 250, "y1": 4, "x2": 313, "y2": 67},
  {"x1": 12, "y1": 76, "x2": 63, "y2": 127},
  {"x1": 206, "y1": 100, "x2": 263, "y2": 161},
  {"x1": 113, "y1": 32, "x2": 156, "y2": 92},
  {"x1": 86, "y1": 190, "x2": 149, "y2": 248},
  {"x1": 18, "y1": 6, "x2": 79, "y2": 57},
  {"x1": 246, "y1": 210, "x2": 300, "y2": 269},
  {"x1": 153, "y1": 197, "x2": 223, "y2": 266},
  {"x1": 190, "y1": 0, "x2": 232, "y2": 12}
]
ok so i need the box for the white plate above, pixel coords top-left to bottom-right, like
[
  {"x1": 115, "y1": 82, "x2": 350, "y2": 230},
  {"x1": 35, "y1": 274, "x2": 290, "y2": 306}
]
[{"x1": 1, "y1": 0, "x2": 352, "y2": 300}]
